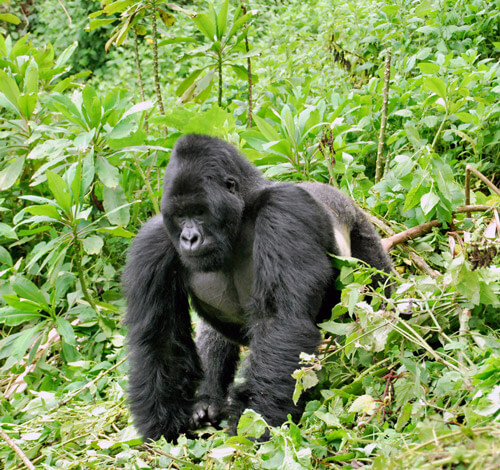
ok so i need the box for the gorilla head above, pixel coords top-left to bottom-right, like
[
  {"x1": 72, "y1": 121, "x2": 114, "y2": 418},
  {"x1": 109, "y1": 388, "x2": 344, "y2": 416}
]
[
  {"x1": 124, "y1": 134, "x2": 393, "y2": 442},
  {"x1": 161, "y1": 135, "x2": 261, "y2": 271}
]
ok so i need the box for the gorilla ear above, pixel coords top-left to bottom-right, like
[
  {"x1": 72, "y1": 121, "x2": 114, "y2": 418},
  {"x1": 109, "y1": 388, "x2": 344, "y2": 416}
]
[{"x1": 225, "y1": 178, "x2": 237, "y2": 194}]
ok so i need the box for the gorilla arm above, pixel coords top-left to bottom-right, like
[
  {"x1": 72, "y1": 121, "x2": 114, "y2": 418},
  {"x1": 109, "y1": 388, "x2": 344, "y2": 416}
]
[
  {"x1": 123, "y1": 216, "x2": 202, "y2": 441},
  {"x1": 230, "y1": 185, "x2": 334, "y2": 426}
]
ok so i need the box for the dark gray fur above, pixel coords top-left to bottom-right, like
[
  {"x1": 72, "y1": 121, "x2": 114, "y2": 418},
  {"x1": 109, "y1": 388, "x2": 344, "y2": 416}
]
[{"x1": 123, "y1": 134, "x2": 392, "y2": 441}]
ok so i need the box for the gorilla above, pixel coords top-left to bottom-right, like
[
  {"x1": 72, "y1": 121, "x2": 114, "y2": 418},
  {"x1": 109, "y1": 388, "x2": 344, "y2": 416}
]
[{"x1": 123, "y1": 134, "x2": 392, "y2": 442}]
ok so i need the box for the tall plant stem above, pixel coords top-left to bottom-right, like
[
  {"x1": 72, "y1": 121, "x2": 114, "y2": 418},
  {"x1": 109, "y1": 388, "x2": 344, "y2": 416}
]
[
  {"x1": 242, "y1": 3, "x2": 253, "y2": 127},
  {"x1": 133, "y1": 29, "x2": 148, "y2": 133},
  {"x1": 151, "y1": 1, "x2": 165, "y2": 116},
  {"x1": 217, "y1": 54, "x2": 223, "y2": 107},
  {"x1": 245, "y1": 39, "x2": 252, "y2": 126},
  {"x1": 72, "y1": 229, "x2": 98, "y2": 313},
  {"x1": 431, "y1": 111, "x2": 448, "y2": 150},
  {"x1": 375, "y1": 50, "x2": 391, "y2": 183}
]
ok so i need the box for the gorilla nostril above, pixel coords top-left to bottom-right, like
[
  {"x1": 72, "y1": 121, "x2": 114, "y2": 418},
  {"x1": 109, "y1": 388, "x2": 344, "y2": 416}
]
[{"x1": 181, "y1": 230, "x2": 201, "y2": 251}]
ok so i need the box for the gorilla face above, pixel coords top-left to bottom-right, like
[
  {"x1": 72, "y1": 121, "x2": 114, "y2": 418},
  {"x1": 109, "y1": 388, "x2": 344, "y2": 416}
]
[{"x1": 162, "y1": 168, "x2": 244, "y2": 272}]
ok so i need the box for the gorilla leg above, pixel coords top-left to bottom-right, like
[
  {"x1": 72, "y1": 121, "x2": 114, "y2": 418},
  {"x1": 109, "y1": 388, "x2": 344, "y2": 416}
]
[
  {"x1": 230, "y1": 317, "x2": 321, "y2": 430},
  {"x1": 124, "y1": 217, "x2": 202, "y2": 441},
  {"x1": 191, "y1": 321, "x2": 240, "y2": 427}
]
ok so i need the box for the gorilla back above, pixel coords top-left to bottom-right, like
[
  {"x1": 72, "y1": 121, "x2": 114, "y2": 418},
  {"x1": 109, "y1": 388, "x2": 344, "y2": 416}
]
[{"x1": 123, "y1": 134, "x2": 392, "y2": 441}]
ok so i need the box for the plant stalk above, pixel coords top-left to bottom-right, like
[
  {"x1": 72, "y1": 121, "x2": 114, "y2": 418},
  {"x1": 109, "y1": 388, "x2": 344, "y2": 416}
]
[
  {"x1": 218, "y1": 53, "x2": 223, "y2": 107},
  {"x1": 375, "y1": 50, "x2": 391, "y2": 183},
  {"x1": 133, "y1": 28, "x2": 148, "y2": 133},
  {"x1": 151, "y1": 0, "x2": 165, "y2": 116}
]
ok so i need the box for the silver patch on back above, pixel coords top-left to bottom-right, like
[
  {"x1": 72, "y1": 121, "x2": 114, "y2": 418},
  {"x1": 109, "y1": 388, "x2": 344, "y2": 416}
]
[{"x1": 334, "y1": 225, "x2": 351, "y2": 257}]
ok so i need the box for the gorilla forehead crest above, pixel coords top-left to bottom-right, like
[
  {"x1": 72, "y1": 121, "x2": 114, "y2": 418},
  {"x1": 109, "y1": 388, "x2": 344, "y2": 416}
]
[
  {"x1": 170, "y1": 134, "x2": 259, "y2": 180},
  {"x1": 164, "y1": 135, "x2": 242, "y2": 199}
]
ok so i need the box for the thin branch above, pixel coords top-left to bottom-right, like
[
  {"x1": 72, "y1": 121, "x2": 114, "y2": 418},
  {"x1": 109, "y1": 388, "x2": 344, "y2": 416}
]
[
  {"x1": 217, "y1": 54, "x2": 223, "y2": 107},
  {"x1": 375, "y1": 50, "x2": 391, "y2": 183},
  {"x1": 467, "y1": 166, "x2": 500, "y2": 195},
  {"x1": 0, "y1": 428, "x2": 35, "y2": 470},
  {"x1": 56, "y1": 0, "x2": 72, "y2": 26},
  {"x1": 465, "y1": 165, "x2": 471, "y2": 217},
  {"x1": 58, "y1": 357, "x2": 126, "y2": 407},
  {"x1": 144, "y1": 444, "x2": 205, "y2": 469},
  {"x1": 382, "y1": 220, "x2": 440, "y2": 251},
  {"x1": 133, "y1": 28, "x2": 149, "y2": 133},
  {"x1": 241, "y1": 3, "x2": 253, "y2": 127},
  {"x1": 151, "y1": 1, "x2": 165, "y2": 116},
  {"x1": 382, "y1": 204, "x2": 495, "y2": 251},
  {"x1": 408, "y1": 251, "x2": 440, "y2": 278}
]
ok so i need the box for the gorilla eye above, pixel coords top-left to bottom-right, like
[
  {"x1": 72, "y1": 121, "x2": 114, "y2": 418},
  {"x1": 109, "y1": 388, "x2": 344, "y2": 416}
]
[
  {"x1": 225, "y1": 178, "x2": 236, "y2": 194},
  {"x1": 192, "y1": 207, "x2": 205, "y2": 217}
]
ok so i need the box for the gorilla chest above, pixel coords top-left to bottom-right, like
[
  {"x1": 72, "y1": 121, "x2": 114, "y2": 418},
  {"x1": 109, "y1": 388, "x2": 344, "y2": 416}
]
[{"x1": 189, "y1": 265, "x2": 252, "y2": 324}]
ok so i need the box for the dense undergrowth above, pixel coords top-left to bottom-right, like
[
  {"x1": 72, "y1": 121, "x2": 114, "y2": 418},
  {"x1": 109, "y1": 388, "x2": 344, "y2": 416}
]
[{"x1": 0, "y1": 0, "x2": 499, "y2": 468}]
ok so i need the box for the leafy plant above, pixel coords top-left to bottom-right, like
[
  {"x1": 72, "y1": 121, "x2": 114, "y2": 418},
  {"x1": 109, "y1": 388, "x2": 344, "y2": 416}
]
[{"x1": 169, "y1": 0, "x2": 257, "y2": 107}]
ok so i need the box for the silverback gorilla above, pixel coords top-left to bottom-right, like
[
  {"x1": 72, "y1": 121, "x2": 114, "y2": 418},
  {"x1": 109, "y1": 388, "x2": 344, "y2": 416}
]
[{"x1": 123, "y1": 134, "x2": 392, "y2": 441}]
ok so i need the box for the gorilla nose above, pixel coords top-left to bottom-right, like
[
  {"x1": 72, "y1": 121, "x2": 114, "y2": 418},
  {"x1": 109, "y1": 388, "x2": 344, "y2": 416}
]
[{"x1": 180, "y1": 229, "x2": 201, "y2": 252}]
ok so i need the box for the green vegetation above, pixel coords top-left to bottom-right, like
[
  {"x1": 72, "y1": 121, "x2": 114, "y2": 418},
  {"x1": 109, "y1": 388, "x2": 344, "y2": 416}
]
[{"x1": 1, "y1": 0, "x2": 499, "y2": 468}]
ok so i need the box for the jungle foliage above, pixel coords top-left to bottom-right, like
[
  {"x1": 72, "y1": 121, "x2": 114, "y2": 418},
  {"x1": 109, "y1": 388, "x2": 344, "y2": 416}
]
[{"x1": 0, "y1": 0, "x2": 499, "y2": 468}]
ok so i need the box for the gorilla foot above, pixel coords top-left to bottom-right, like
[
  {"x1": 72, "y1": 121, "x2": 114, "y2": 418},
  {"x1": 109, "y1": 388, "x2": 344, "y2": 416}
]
[{"x1": 190, "y1": 399, "x2": 226, "y2": 429}]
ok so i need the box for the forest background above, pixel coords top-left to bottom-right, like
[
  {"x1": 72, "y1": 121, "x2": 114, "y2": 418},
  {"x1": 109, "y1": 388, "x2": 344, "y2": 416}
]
[{"x1": 0, "y1": 0, "x2": 499, "y2": 468}]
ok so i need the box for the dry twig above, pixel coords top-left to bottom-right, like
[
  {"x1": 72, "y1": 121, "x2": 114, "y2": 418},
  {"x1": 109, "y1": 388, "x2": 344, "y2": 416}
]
[{"x1": 0, "y1": 428, "x2": 35, "y2": 470}]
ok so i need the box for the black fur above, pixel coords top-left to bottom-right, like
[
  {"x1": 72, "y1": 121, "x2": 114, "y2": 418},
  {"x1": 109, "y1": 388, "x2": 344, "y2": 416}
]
[{"x1": 123, "y1": 134, "x2": 392, "y2": 441}]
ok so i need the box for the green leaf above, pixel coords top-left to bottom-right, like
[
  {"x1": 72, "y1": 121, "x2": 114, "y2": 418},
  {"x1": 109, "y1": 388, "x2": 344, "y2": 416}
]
[
  {"x1": 158, "y1": 36, "x2": 196, "y2": 46},
  {"x1": 349, "y1": 394, "x2": 377, "y2": 415},
  {"x1": 69, "y1": 160, "x2": 82, "y2": 204},
  {"x1": 0, "y1": 70, "x2": 20, "y2": 111},
  {"x1": 103, "y1": 0, "x2": 135, "y2": 15},
  {"x1": 418, "y1": 62, "x2": 440, "y2": 74},
  {"x1": 176, "y1": 68, "x2": 203, "y2": 97},
  {"x1": 121, "y1": 100, "x2": 154, "y2": 119},
  {"x1": 24, "y1": 204, "x2": 61, "y2": 221},
  {"x1": 0, "y1": 13, "x2": 21, "y2": 25},
  {"x1": 9, "y1": 324, "x2": 44, "y2": 362},
  {"x1": 18, "y1": 92, "x2": 37, "y2": 119},
  {"x1": 48, "y1": 94, "x2": 86, "y2": 129},
  {"x1": 237, "y1": 410, "x2": 267, "y2": 439},
  {"x1": 82, "y1": 235, "x2": 104, "y2": 255},
  {"x1": 97, "y1": 226, "x2": 135, "y2": 238},
  {"x1": 0, "y1": 156, "x2": 25, "y2": 190},
  {"x1": 46, "y1": 171, "x2": 72, "y2": 215},
  {"x1": 0, "y1": 222, "x2": 18, "y2": 240},
  {"x1": 87, "y1": 18, "x2": 117, "y2": 31},
  {"x1": 227, "y1": 10, "x2": 255, "y2": 42},
  {"x1": 82, "y1": 85, "x2": 102, "y2": 129},
  {"x1": 56, "y1": 317, "x2": 77, "y2": 346},
  {"x1": 0, "y1": 307, "x2": 42, "y2": 326},
  {"x1": 55, "y1": 41, "x2": 78, "y2": 67},
  {"x1": 12, "y1": 276, "x2": 50, "y2": 311},
  {"x1": 193, "y1": 12, "x2": 216, "y2": 41},
  {"x1": 403, "y1": 184, "x2": 424, "y2": 212},
  {"x1": 158, "y1": 8, "x2": 175, "y2": 27},
  {"x1": 24, "y1": 59, "x2": 39, "y2": 94},
  {"x1": 103, "y1": 185, "x2": 130, "y2": 227},
  {"x1": 421, "y1": 191, "x2": 440, "y2": 215},
  {"x1": 0, "y1": 246, "x2": 13, "y2": 266},
  {"x1": 178, "y1": 70, "x2": 214, "y2": 104},
  {"x1": 253, "y1": 115, "x2": 281, "y2": 142},
  {"x1": 455, "y1": 112, "x2": 476, "y2": 124},
  {"x1": 423, "y1": 76, "x2": 447, "y2": 101},
  {"x1": 216, "y1": 0, "x2": 229, "y2": 39},
  {"x1": 96, "y1": 156, "x2": 120, "y2": 189}
]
